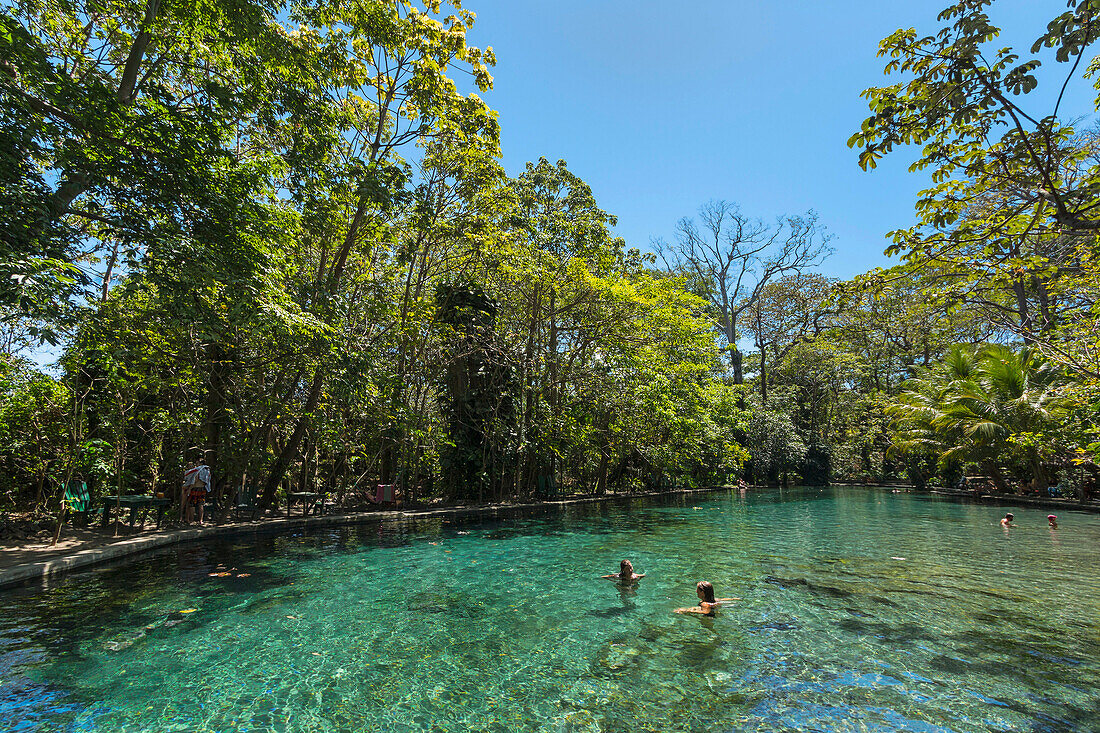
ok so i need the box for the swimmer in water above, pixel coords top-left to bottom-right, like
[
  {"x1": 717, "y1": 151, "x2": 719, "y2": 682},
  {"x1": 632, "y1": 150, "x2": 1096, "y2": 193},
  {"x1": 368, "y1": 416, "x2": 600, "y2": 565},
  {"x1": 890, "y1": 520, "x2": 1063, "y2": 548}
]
[
  {"x1": 674, "y1": 581, "x2": 740, "y2": 616},
  {"x1": 1000, "y1": 512, "x2": 1015, "y2": 527},
  {"x1": 1048, "y1": 514, "x2": 1058, "y2": 529},
  {"x1": 602, "y1": 559, "x2": 645, "y2": 583}
]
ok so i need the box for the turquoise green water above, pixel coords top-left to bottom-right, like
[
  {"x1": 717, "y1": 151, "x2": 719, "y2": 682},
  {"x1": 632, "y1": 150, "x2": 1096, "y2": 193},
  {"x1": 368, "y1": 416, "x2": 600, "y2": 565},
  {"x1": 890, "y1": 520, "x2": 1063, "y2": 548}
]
[{"x1": 2, "y1": 488, "x2": 1100, "y2": 732}]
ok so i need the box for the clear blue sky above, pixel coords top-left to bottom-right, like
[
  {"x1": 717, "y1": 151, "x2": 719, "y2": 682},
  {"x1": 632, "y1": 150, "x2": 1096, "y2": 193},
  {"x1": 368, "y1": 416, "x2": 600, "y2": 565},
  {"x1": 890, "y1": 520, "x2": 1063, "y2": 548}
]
[{"x1": 463, "y1": 0, "x2": 1097, "y2": 279}]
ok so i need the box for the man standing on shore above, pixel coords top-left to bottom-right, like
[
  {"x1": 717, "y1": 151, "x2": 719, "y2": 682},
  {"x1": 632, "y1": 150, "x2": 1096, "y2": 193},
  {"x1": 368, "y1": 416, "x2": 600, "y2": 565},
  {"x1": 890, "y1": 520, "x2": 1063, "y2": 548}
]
[{"x1": 181, "y1": 461, "x2": 213, "y2": 524}]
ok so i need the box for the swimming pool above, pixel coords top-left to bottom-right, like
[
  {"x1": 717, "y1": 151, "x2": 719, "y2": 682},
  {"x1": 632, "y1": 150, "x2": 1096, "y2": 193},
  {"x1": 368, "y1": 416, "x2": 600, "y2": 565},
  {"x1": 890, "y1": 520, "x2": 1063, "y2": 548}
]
[{"x1": 2, "y1": 487, "x2": 1098, "y2": 732}]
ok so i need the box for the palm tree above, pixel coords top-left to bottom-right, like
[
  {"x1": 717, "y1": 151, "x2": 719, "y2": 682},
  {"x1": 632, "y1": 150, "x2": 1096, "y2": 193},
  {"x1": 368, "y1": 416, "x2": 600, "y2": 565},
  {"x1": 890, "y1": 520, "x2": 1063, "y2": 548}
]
[
  {"x1": 887, "y1": 345, "x2": 974, "y2": 485},
  {"x1": 888, "y1": 344, "x2": 1066, "y2": 490},
  {"x1": 942, "y1": 345, "x2": 1065, "y2": 486}
]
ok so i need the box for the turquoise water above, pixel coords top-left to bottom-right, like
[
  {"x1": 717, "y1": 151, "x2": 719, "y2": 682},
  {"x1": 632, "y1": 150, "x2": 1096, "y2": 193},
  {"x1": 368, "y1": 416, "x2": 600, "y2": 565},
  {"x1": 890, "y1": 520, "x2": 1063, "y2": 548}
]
[{"x1": 2, "y1": 488, "x2": 1099, "y2": 732}]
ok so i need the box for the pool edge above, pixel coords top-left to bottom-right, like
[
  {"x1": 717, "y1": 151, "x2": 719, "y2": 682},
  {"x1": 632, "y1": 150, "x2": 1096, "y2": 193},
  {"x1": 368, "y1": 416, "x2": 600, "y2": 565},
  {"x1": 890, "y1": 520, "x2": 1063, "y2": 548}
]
[{"x1": 0, "y1": 486, "x2": 735, "y2": 590}]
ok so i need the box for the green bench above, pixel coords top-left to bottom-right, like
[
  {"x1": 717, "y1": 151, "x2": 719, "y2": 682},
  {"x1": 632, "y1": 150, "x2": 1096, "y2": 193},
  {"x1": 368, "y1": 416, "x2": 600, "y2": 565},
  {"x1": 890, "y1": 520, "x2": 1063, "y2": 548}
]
[{"x1": 99, "y1": 494, "x2": 172, "y2": 529}]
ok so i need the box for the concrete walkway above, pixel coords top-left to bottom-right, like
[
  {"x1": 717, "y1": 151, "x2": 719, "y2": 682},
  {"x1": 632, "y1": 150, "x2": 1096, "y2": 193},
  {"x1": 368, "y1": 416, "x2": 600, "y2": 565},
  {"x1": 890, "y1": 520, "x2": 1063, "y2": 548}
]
[{"x1": 0, "y1": 510, "x2": 405, "y2": 590}]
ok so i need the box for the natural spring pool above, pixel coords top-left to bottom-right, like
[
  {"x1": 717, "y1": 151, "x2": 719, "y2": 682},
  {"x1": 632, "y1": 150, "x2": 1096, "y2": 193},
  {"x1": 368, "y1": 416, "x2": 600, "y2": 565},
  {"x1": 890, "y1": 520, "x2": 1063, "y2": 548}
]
[{"x1": 1, "y1": 487, "x2": 1099, "y2": 732}]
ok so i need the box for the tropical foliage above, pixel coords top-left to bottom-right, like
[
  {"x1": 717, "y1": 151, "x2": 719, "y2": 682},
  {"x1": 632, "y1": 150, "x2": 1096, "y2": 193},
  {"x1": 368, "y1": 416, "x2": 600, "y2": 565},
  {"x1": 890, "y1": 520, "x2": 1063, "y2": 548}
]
[
  {"x1": 887, "y1": 345, "x2": 1069, "y2": 489},
  {"x1": 2, "y1": 0, "x2": 1100, "y2": 522},
  {"x1": 847, "y1": 0, "x2": 1100, "y2": 494}
]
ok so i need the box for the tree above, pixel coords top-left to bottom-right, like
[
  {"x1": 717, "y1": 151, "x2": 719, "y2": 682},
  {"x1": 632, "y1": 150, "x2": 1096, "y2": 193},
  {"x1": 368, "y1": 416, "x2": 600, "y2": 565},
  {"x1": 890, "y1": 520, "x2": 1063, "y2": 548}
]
[
  {"x1": 656, "y1": 201, "x2": 831, "y2": 383},
  {"x1": 256, "y1": 0, "x2": 499, "y2": 507},
  {"x1": 0, "y1": 0, "x2": 301, "y2": 333},
  {"x1": 850, "y1": 0, "x2": 1100, "y2": 233},
  {"x1": 849, "y1": 0, "x2": 1100, "y2": 377},
  {"x1": 743, "y1": 273, "x2": 834, "y2": 404},
  {"x1": 745, "y1": 408, "x2": 806, "y2": 486},
  {"x1": 435, "y1": 281, "x2": 514, "y2": 502},
  {"x1": 492, "y1": 158, "x2": 627, "y2": 494},
  {"x1": 0, "y1": 355, "x2": 71, "y2": 508},
  {"x1": 887, "y1": 344, "x2": 1068, "y2": 489}
]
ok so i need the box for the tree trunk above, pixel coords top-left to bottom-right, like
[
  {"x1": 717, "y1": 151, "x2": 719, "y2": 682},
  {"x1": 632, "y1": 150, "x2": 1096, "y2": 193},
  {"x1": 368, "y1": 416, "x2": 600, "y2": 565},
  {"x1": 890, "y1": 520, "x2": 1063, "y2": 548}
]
[
  {"x1": 726, "y1": 314, "x2": 744, "y2": 384},
  {"x1": 260, "y1": 368, "x2": 325, "y2": 509},
  {"x1": 981, "y1": 461, "x2": 1010, "y2": 493},
  {"x1": 1012, "y1": 279, "x2": 1034, "y2": 343},
  {"x1": 521, "y1": 288, "x2": 540, "y2": 495},
  {"x1": 731, "y1": 347, "x2": 744, "y2": 384},
  {"x1": 298, "y1": 437, "x2": 312, "y2": 494},
  {"x1": 45, "y1": 0, "x2": 161, "y2": 222},
  {"x1": 1030, "y1": 455, "x2": 1048, "y2": 491},
  {"x1": 594, "y1": 413, "x2": 610, "y2": 496},
  {"x1": 100, "y1": 239, "x2": 121, "y2": 301},
  {"x1": 545, "y1": 289, "x2": 558, "y2": 490},
  {"x1": 204, "y1": 341, "x2": 229, "y2": 506},
  {"x1": 758, "y1": 341, "x2": 768, "y2": 405},
  {"x1": 1033, "y1": 277, "x2": 1053, "y2": 335}
]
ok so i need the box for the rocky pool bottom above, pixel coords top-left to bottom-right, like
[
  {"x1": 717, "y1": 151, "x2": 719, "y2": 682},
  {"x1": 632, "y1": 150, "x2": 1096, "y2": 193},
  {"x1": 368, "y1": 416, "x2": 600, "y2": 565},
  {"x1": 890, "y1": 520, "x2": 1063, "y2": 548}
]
[{"x1": 1, "y1": 487, "x2": 1098, "y2": 732}]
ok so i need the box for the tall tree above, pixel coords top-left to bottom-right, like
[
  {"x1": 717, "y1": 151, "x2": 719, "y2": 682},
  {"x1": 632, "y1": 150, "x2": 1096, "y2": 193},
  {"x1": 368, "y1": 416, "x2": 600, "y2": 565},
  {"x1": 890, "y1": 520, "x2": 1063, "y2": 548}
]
[
  {"x1": 496, "y1": 158, "x2": 625, "y2": 493},
  {"x1": 656, "y1": 201, "x2": 831, "y2": 383},
  {"x1": 0, "y1": 0, "x2": 300, "y2": 332},
  {"x1": 257, "y1": 0, "x2": 498, "y2": 507},
  {"x1": 743, "y1": 273, "x2": 834, "y2": 404},
  {"x1": 849, "y1": 0, "x2": 1100, "y2": 377}
]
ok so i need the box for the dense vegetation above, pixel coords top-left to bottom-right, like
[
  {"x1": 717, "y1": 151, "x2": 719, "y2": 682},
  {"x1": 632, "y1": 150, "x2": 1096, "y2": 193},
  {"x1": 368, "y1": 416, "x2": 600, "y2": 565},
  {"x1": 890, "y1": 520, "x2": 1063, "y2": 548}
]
[{"x1": 1, "y1": 0, "x2": 1099, "y2": 519}]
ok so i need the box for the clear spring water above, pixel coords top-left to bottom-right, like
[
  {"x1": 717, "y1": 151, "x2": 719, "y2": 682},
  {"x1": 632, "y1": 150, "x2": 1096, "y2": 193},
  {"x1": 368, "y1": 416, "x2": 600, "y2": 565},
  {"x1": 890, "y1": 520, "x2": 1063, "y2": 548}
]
[{"x1": 2, "y1": 487, "x2": 1099, "y2": 733}]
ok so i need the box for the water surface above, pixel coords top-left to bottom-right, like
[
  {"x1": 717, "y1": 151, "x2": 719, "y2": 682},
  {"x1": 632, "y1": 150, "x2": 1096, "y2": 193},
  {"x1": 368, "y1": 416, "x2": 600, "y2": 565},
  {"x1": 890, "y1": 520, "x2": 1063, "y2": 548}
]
[{"x1": 2, "y1": 487, "x2": 1098, "y2": 732}]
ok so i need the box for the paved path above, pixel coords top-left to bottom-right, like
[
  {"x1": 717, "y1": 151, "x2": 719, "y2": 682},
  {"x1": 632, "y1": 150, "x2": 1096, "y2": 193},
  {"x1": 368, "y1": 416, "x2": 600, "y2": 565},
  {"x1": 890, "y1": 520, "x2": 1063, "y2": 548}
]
[{"x1": 0, "y1": 511, "x2": 404, "y2": 589}]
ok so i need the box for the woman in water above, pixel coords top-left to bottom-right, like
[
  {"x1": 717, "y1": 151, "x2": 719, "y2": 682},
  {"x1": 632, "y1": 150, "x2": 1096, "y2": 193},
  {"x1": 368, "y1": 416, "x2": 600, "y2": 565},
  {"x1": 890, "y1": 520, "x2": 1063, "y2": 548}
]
[
  {"x1": 674, "y1": 581, "x2": 739, "y2": 615},
  {"x1": 602, "y1": 559, "x2": 645, "y2": 582}
]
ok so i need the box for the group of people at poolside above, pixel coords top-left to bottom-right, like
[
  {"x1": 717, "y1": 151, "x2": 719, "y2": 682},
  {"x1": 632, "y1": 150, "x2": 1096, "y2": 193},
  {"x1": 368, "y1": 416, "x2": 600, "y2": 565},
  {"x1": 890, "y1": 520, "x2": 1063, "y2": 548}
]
[
  {"x1": 601, "y1": 559, "x2": 739, "y2": 616},
  {"x1": 1001, "y1": 512, "x2": 1059, "y2": 529}
]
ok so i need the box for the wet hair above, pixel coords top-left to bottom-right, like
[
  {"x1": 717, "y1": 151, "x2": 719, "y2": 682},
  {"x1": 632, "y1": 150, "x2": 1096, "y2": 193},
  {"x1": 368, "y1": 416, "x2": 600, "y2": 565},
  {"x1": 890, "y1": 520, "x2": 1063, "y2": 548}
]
[
  {"x1": 1005, "y1": 513, "x2": 1014, "y2": 520},
  {"x1": 620, "y1": 559, "x2": 633, "y2": 576},
  {"x1": 697, "y1": 581, "x2": 716, "y2": 604}
]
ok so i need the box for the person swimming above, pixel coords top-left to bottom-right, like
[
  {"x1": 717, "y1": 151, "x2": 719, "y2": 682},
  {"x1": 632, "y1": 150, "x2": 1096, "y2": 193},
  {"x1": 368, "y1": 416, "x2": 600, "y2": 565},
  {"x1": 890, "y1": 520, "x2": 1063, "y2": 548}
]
[
  {"x1": 674, "y1": 581, "x2": 740, "y2": 616},
  {"x1": 1000, "y1": 512, "x2": 1015, "y2": 527},
  {"x1": 1048, "y1": 514, "x2": 1058, "y2": 529},
  {"x1": 602, "y1": 559, "x2": 645, "y2": 582}
]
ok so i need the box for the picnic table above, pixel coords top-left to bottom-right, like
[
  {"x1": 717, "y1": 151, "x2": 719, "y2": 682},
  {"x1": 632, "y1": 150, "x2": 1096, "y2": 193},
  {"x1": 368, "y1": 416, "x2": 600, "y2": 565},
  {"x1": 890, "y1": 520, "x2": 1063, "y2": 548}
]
[
  {"x1": 287, "y1": 492, "x2": 321, "y2": 518},
  {"x1": 100, "y1": 495, "x2": 172, "y2": 529}
]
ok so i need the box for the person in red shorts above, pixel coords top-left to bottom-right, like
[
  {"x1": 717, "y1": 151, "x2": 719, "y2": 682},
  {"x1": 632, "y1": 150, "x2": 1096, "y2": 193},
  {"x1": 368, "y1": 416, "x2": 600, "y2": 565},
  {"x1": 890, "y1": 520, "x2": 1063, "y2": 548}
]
[{"x1": 181, "y1": 462, "x2": 212, "y2": 525}]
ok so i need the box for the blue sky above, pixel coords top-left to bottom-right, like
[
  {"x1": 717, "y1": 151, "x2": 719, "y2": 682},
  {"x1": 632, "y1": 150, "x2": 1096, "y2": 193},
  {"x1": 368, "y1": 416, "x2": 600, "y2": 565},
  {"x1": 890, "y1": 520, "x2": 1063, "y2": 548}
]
[{"x1": 463, "y1": 0, "x2": 1097, "y2": 279}]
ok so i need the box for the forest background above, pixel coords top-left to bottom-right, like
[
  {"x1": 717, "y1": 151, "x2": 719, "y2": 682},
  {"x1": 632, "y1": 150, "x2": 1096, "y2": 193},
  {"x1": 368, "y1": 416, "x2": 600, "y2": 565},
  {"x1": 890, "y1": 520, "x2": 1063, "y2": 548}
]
[{"x1": 2, "y1": 0, "x2": 1099, "y2": 516}]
